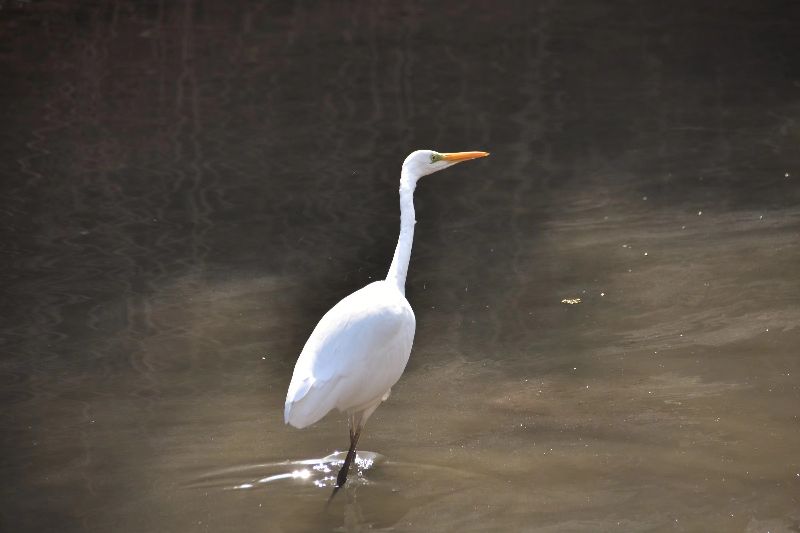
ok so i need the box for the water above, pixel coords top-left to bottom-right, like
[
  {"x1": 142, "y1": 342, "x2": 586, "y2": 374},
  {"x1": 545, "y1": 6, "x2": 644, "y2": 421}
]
[{"x1": 1, "y1": 1, "x2": 799, "y2": 531}]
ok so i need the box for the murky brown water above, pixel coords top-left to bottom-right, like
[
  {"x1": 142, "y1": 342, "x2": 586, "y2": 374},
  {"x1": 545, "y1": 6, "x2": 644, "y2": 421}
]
[{"x1": 1, "y1": 1, "x2": 799, "y2": 531}]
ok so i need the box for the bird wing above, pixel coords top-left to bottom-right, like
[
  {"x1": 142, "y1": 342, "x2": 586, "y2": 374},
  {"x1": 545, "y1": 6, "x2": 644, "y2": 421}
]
[{"x1": 285, "y1": 281, "x2": 415, "y2": 428}]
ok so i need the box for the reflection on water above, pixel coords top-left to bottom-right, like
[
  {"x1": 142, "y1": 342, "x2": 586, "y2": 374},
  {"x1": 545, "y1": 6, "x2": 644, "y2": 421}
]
[
  {"x1": 185, "y1": 451, "x2": 384, "y2": 491},
  {"x1": 1, "y1": 0, "x2": 799, "y2": 531}
]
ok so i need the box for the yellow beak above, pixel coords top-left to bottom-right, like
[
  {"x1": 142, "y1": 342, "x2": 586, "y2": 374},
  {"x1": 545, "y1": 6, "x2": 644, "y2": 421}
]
[{"x1": 441, "y1": 151, "x2": 490, "y2": 162}]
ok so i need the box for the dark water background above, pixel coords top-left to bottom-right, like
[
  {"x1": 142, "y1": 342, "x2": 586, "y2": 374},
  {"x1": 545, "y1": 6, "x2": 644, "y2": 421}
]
[{"x1": 1, "y1": 0, "x2": 799, "y2": 531}]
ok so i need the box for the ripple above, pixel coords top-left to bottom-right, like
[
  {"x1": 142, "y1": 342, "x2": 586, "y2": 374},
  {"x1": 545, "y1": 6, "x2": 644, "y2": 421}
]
[{"x1": 183, "y1": 451, "x2": 385, "y2": 491}]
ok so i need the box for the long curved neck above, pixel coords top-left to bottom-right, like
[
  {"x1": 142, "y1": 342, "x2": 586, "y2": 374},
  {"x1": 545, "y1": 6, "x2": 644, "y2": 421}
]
[{"x1": 386, "y1": 170, "x2": 417, "y2": 294}]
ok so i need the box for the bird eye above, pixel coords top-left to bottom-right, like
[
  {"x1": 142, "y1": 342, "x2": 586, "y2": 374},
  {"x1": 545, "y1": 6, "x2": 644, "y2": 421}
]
[{"x1": 430, "y1": 153, "x2": 442, "y2": 163}]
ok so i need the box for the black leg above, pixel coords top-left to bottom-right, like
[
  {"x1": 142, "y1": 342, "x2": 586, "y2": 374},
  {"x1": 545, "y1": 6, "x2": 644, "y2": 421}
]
[
  {"x1": 328, "y1": 427, "x2": 361, "y2": 503},
  {"x1": 337, "y1": 429, "x2": 360, "y2": 487}
]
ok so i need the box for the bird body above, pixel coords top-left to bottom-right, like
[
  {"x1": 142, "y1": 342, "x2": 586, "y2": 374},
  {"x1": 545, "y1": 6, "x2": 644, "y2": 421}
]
[
  {"x1": 284, "y1": 280, "x2": 415, "y2": 429},
  {"x1": 284, "y1": 149, "x2": 488, "y2": 495}
]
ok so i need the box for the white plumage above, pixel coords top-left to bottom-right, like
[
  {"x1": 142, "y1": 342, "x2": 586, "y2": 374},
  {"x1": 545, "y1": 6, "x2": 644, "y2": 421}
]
[
  {"x1": 283, "y1": 149, "x2": 489, "y2": 493},
  {"x1": 285, "y1": 281, "x2": 415, "y2": 428}
]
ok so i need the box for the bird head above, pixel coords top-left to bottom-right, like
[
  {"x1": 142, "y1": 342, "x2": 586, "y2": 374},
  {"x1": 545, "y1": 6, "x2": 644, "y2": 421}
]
[{"x1": 402, "y1": 149, "x2": 489, "y2": 180}]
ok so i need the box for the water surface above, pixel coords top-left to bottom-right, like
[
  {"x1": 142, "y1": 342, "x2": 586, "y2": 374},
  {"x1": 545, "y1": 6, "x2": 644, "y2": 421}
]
[{"x1": 1, "y1": 1, "x2": 799, "y2": 531}]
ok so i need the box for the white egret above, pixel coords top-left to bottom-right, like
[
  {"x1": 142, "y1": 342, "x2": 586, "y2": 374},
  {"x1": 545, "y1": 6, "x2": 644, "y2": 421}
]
[{"x1": 284, "y1": 149, "x2": 489, "y2": 494}]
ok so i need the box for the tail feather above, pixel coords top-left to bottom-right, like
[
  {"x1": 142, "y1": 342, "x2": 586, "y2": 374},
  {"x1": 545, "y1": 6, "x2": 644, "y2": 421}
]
[{"x1": 284, "y1": 378, "x2": 339, "y2": 429}]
